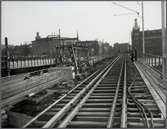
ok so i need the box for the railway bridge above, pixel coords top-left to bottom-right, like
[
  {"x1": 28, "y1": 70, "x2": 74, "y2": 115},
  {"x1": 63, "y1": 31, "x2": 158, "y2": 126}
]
[
  {"x1": 1, "y1": 54, "x2": 166, "y2": 128},
  {"x1": 1, "y1": 1, "x2": 166, "y2": 128}
]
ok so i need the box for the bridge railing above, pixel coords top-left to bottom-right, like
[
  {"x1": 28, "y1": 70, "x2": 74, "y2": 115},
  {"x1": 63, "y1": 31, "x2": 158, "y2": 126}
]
[
  {"x1": 2, "y1": 56, "x2": 56, "y2": 69},
  {"x1": 143, "y1": 53, "x2": 162, "y2": 71}
]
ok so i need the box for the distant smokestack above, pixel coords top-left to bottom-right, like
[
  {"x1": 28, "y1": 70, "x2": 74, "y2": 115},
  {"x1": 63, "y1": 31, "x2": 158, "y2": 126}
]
[{"x1": 76, "y1": 31, "x2": 79, "y2": 40}]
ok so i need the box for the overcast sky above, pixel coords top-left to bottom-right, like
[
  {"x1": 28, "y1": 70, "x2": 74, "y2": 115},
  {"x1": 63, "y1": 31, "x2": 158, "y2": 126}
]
[{"x1": 1, "y1": 1, "x2": 162, "y2": 46}]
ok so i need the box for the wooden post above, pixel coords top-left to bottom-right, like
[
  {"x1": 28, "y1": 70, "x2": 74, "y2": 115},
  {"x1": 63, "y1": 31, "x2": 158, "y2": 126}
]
[
  {"x1": 42, "y1": 57, "x2": 43, "y2": 65},
  {"x1": 30, "y1": 56, "x2": 32, "y2": 67},
  {"x1": 36, "y1": 56, "x2": 38, "y2": 66},
  {"x1": 20, "y1": 56, "x2": 23, "y2": 68},
  {"x1": 27, "y1": 56, "x2": 29, "y2": 67},
  {"x1": 24, "y1": 56, "x2": 26, "y2": 68},
  {"x1": 155, "y1": 56, "x2": 157, "y2": 66},
  {"x1": 16, "y1": 56, "x2": 18, "y2": 68},
  {"x1": 32, "y1": 56, "x2": 34, "y2": 67},
  {"x1": 40, "y1": 56, "x2": 42, "y2": 66},
  {"x1": 50, "y1": 56, "x2": 52, "y2": 65},
  {"x1": 151, "y1": 56, "x2": 153, "y2": 66},
  {"x1": 5, "y1": 37, "x2": 10, "y2": 76},
  {"x1": 12, "y1": 56, "x2": 15, "y2": 69},
  {"x1": 34, "y1": 56, "x2": 36, "y2": 66},
  {"x1": 34, "y1": 56, "x2": 35, "y2": 66}
]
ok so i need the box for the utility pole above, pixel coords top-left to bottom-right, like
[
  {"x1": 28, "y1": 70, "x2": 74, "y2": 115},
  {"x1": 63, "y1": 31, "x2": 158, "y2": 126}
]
[
  {"x1": 0, "y1": 38, "x2": 1, "y2": 79},
  {"x1": 113, "y1": 2, "x2": 145, "y2": 59},
  {"x1": 58, "y1": 28, "x2": 62, "y2": 64},
  {"x1": 161, "y1": 0, "x2": 167, "y2": 76},
  {"x1": 141, "y1": 1, "x2": 145, "y2": 58}
]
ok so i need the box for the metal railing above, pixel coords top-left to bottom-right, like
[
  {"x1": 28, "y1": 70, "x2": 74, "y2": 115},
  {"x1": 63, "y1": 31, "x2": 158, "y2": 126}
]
[
  {"x1": 144, "y1": 54, "x2": 162, "y2": 70},
  {"x1": 1, "y1": 56, "x2": 56, "y2": 69}
]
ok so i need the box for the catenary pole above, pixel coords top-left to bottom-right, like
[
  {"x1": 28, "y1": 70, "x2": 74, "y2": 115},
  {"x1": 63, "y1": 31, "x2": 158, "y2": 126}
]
[
  {"x1": 161, "y1": 0, "x2": 167, "y2": 76},
  {"x1": 141, "y1": 1, "x2": 145, "y2": 58}
]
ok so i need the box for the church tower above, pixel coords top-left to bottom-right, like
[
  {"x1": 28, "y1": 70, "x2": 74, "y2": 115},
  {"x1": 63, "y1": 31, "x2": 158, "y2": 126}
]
[
  {"x1": 131, "y1": 18, "x2": 142, "y2": 57},
  {"x1": 35, "y1": 32, "x2": 41, "y2": 40}
]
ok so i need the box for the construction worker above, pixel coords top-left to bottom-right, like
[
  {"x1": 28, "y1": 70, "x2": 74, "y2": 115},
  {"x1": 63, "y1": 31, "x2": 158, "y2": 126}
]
[{"x1": 134, "y1": 49, "x2": 137, "y2": 61}]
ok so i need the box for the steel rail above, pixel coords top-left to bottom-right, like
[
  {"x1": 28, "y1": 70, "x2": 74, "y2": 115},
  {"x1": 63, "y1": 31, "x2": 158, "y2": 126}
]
[
  {"x1": 127, "y1": 74, "x2": 148, "y2": 127},
  {"x1": 128, "y1": 74, "x2": 153, "y2": 128},
  {"x1": 139, "y1": 60, "x2": 167, "y2": 81},
  {"x1": 139, "y1": 61, "x2": 167, "y2": 90},
  {"x1": 22, "y1": 64, "x2": 100, "y2": 128},
  {"x1": 23, "y1": 66, "x2": 101, "y2": 127},
  {"x1": 121, "y1": 57, "x2": 127, "y2": 128},
  {"x1": 126, "y1": 61, "x2": 148, "y2": 127},
  {"x1": 128, "y1": 73, "x2": 155, "y2": 128},
  {"x1": 136, "y1": 61, "x2": 166, "y2": 111},
  {"x1": 57, "y1": 55, "x2": 119, "y2": 128},
  {"x1": 127, "y1": 56, "x2": 165, "y2": 128},
  {"x1": 43, "y1": 56, "x2": 120, "y2": 128},
  {"x1": 135, "y1": 62, "x2": 166, "y2": 120},
  {"x1": 141, "y1": 63, "x2": 167, "y2": 83},
  {"x1": 107, "y1": 57, "x2": 124, "y2": 128},
  {"x1": 23, "y1": 56, "x2": 120, "y2": 128}
]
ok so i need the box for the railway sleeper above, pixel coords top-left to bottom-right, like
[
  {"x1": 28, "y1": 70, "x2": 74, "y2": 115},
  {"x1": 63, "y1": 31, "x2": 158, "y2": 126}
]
[
  {"x1": 80, "y1": 107, "x2": 110, "y2": 111},
  {"x1": 127, "y1": 120, "x2": 165, "y2": 128},
  {"x1": 67, "y1": 121, "x2": 107, "y2": 128},
  {"x1": 77, "y1": 112, "x2": 109, "y2": 116},
  {"x1": 127, "y1": 112, "x2": 162, "y2": 118},
  {"x1": 86, "y1": 99, "x2": 113, "y2": 103},
  {"x1": 127, "y1": 107, "x2": 161, "y2": 113},
  {"x1": 73, "y1": 116, "x2": 109, "y2": 122}
]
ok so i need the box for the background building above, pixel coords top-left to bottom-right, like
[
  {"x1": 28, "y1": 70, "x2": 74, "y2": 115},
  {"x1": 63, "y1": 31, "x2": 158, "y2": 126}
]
[
  {"x1": 113, "y1": 42, "x2": 130, "y2": 54},
  {"x1": 30, "y1": 32, "x2": 78, "y2": 56},
  {"x1": 76, "y1": 40, "x2": 99, "y2": 56},
  {"x1": 131, "y1": 19, "x2": 162, "y2": 57}
]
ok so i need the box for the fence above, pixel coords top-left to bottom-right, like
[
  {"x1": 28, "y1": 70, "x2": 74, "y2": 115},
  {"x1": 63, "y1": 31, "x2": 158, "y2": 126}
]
[
  {"x1": 1, "y1": 56, "x2": 56, "y2": 69},
  {"x1": 142, "y1": 53, "x2": 162, "y2": 71}
]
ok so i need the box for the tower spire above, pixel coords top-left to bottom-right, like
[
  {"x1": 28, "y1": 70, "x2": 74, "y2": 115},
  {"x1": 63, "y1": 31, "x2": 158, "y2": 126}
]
[
  {"x1": 35, "y1": 32, "x2": 41, "y2": 40},
  {"x1": 133, "y1": 18, "x2": 140, "y2": 31}
]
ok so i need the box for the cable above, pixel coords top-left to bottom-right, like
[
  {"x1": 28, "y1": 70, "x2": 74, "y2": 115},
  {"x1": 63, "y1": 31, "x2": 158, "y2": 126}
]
[
  {"x1": 112, "y1": 2, "x2": 139, "y2": 16},
  {"x1": 127, "y1": 59, "x2": 154, "y2": 128},
  {"x1": 113, "y1": 12, "x2": 136, "y2": 16}
]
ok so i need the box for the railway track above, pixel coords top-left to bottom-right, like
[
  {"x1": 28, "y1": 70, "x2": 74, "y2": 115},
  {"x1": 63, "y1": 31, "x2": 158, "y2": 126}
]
[
  {"x1": 126, "y1": 59, "x2": 166, "y2": 128},
  {"x1": 23, "y1": 55, "x2": 166, "y2": 128},
  {"x1": 23, "y1": 56, "x2": 120, "y2": 128}
]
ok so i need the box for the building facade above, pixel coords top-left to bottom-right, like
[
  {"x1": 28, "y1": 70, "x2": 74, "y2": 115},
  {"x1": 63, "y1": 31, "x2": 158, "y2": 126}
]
[
  {"x1": 113, "y1": 42, "x2": 130, "y2": 54},
  {"x1": 76, "y1": 40, "x2": 100, "y2": 56},
  {"x1": 131, "y1": 19, "x2": 162, "y2": 57},
  {"x1": 30, "y1": 32, "x2": 79, "y2": 56}
]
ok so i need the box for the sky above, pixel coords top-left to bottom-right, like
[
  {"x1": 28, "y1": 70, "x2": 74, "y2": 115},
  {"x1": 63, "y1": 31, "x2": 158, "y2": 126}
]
[{"x1": 1, "y1": 1, "x2": 162, "y2": 46}]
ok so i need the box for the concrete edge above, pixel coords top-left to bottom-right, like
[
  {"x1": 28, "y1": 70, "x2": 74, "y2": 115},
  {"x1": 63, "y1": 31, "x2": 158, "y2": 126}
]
[{"x1": 134, "y1": 62, "x2": 166, "y2": 119}]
